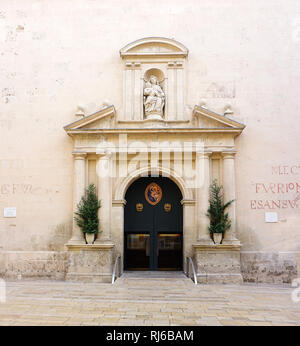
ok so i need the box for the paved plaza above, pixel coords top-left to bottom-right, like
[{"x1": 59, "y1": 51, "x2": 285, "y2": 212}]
[{"x1": 0, "y1": 272, "x2": 299, "y2": 326}]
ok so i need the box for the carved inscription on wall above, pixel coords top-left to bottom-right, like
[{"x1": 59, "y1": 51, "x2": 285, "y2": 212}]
[
  {"x1": 199, "y1": 81, "x2": 235, "y2": 99},
  {"x1": 0, "y1": 184, "x2": 57, "y2": 195},
  {"x1": 250, "y1": 165, "x2": 300, "y2": 210}
]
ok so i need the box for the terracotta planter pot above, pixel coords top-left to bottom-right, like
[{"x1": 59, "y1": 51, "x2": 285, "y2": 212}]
[
  {"x1": 213, "y1": 233, "x2": 223, "y2": 245},
  {"x1": 85, "y1": 233, "x2": 96, "y2": 244}
]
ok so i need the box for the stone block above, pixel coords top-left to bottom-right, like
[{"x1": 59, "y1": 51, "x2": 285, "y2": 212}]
[
  {"x1": 0, "y1": 251, "x2": 68, "y2": 280},
  {"x1": 65, "y1": 243, "x2": 114, "y2": 283},
  {"x1": 193, "y1": 243, "x2": 243, "y2": 284},
  {"x1": 240, "y1": 252, "x2": 298, "y2": 284}
]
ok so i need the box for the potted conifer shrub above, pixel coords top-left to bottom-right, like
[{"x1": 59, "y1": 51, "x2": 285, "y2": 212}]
[
  {"x1": 206, "y1": 180, "x2": 234, "y2": 244},
  {"x1": 74, "y1": 183, "x2": 101, "y2": 244}
]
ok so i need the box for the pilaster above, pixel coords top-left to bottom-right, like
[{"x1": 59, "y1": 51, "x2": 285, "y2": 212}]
[
  {"x1": 67, "y1": 152, "x2": 87, "y2": 245},
  {"x1": 222, "y1": 151, "x2": 240, "y2": 245},
  {"x1": 196, "y1": 151, "x2": 213, "y2": 244}
]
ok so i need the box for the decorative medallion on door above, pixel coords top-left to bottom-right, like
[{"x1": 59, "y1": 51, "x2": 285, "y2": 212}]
[{"x1": 145, "y1": 182, "x2": 162, "y2": 205}]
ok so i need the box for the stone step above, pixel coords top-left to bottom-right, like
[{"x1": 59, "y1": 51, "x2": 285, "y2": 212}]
[
  {"x1": 121, "y1": 271, "x2": 187, "y2": 279},
  {"x1": 114, "y1": 271, "x2": 195, "y2": 289}
]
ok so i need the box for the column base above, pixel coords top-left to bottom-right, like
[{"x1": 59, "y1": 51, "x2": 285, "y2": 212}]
[
  {"x1": 94, "y1": 237, "x2": 113, "y2": 245},
  {"x1": 66, "y1": 239, "x2": 86, "y2": 246},
  {"x1": 65, "y1": 243, "x2": 114, "y2": 283},
  {"x1": 66, "y1": 234, "x2": 85, "y2": 246},
  {"x1": 197, "y1": 237, "x2": 214, "y2": 245},
  {"x1": 193, "y1": 243, "x2": 243, "y2": 284},
  {"x1": 222, "y1": 238, "x2": 241, "y2": 246}
]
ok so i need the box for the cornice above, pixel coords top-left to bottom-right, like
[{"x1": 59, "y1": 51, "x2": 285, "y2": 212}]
[
  {"x1": 193, "y1": 105, "x2": 245, "y2": 129},
  {"x1": 193, "y1": 243, "x2": 241, "y2": 251},
  {"x1": 64, "y1": 105, "x2": 115, "y2": 131},
  {"x1": 66, "y1": 127, "x2": 244, "y2": 135},
  {"x1": 120, "y1": 37, "x2": 188, "y2": 59},
  {"x1": 66, "y1": 243, "x2": 114, "y2": 251}
]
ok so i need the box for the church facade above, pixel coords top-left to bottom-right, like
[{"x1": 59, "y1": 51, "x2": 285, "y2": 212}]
[{"x1": 0, "y1": 1, "x2": 299, "y2": 284}]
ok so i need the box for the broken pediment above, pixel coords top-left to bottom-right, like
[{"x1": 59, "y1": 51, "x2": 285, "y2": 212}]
[
  {"x1": 63, "y1": 103, "x2": 245, "y2": 138},
  {"x1": 193, "y1": 105, "x2": 245, "y2": 129},
  {"x1": 120, "y1": 37, "x2": 188, "y2": 59},
  {"x1": 64, "y1": 105, "x2": 115, "y2": 131},
  {"x1": 64, "y1": 37, "x2": 245, "y2": 137}
]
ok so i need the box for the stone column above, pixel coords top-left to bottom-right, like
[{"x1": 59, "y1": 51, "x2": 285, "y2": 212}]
[
  {"x1": 68, "y1": 152, "x2": 87, "y2": 244},
  {"x1": 222, "y1": 152, "x2": 239, "y2": 245},
  {"x1": 96, "y1": 153, "x2": 112, "y2": 243},
  {"x1": 196, "y1": 151, "x2": 212, "y2": 243}
]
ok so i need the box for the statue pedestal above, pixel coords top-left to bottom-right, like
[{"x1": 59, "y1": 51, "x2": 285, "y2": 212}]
[
  {"x1": 145, "y1": 113, "x2": 163, "y2": 121},
  {"x1": 193, "y1": 243, "x2": 243, "y2": 284},
  {"x1": 143, "y1": 114, "x2": 166, "y2": 128},
  {"x1": 65, "y1": 243, "x2": 114, "y2": 283}
]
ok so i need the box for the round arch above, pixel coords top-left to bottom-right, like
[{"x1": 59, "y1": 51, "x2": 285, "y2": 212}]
[{"x1": 114, "y1": 165, "x2": 193, "y2": 202}]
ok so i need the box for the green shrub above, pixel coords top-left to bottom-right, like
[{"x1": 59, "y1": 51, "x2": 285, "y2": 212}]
[
  {"x1": 206, "y1": 180, "x2": 234, "y2": 239},
  {"x1": 74, "y1": 184, "x2": 101, "y2": 234}
]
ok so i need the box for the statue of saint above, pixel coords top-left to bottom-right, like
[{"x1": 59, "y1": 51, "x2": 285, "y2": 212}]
[{"x1": 143, "y1": 75, "x2": 165, "y2": 118}]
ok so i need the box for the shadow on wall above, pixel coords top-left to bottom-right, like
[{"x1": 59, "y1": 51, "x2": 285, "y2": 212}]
[
  {"x1": 48, "y1": 221, "x2": 72, "y2": 251},
  {"x1": 236, "y1": 223, "x2": 263, "y2": 251}
]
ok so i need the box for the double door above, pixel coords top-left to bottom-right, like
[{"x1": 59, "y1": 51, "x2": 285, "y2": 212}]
[{"x1": 124, "y1": 177, "x2": 183, "y2": 271}]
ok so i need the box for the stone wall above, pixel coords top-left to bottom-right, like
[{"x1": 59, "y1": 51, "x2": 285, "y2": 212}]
[
  {"x1": 0, "y1": 247, "x2": 114, "y2": 283},
  {"x1": 0, "y1": 250, "x2": 298, "y2": 284},
  {"x1": 65, "y1": 245, "x2": 114, "y2": 283},
  {"x1": 193, "y1": 244, "x2": 243, "y2": 284},
  {"x1": 241, "y1": 252, "x2": 298, "y2": 284},
  {"x1": 0, "y1": 251, "x2": 68, "y2": 280}
]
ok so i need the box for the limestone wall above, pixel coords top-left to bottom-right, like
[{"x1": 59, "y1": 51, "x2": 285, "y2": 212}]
[
  {"x1": 0, "y1": 251, "x2": 68, "y2": 280},
  {"x1": 241, "y1": 252, "x2": 298, "y2": 284},
  {"x1": 0, "y1": 0, "x2": 299, "y2": 283}
]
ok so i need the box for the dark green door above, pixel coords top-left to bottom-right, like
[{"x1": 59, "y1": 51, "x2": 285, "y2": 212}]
[{"x1": 124, "y1": 177, "x2": 183, "y2": 270}]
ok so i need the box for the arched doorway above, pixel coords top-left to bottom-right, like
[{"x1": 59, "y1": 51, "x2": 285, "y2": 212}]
[{"x1": 124, "y1": 176, "x2": 183, "y2": 271}]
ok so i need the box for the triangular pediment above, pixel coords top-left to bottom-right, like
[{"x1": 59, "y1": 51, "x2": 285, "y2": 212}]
[
  {"x1": 120, "y1": 37, "x2": 188, "y2": 58},
  {"x1": 64, "y1": 105, "x2": 115, "y2": 131},
  {"x1": 193, "y1": 105, "x2": 245, "y2": 129},
  {"x1": 64, "y1": 104, "x2": 245, "y2": 136}
]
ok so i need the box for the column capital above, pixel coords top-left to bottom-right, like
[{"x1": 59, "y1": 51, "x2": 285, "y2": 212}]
[
  {"x1": 96, "y1": 150, "x2": 114, "y2": 159},
  {"x1": 72, "y1": 151, "x2": 87, "y2": 159},
  {"x1": 222, "y1": 151, "x2": 236, "y2": 159},
  {"x1": 196, "y1": 151, "x2": 212, "y2": 159}
]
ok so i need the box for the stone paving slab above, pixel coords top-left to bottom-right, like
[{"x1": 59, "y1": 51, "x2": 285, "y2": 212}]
[{"x1": 0, "y1": 274, "x2": 299, "y2": 326}]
